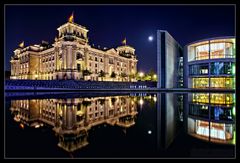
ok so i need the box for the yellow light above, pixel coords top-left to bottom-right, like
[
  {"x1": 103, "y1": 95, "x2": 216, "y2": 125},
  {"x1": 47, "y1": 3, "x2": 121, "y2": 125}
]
[
  {"x1": 139, "y1": 98, "x2": 144, "y2": 105},
  {"x1": 35, "y1": 124, "x2": 40, "y2": 128},
  {"x1": 120, "y1": 106, "x2": 123, "y2": 112},
  {"x1": 139, "y1": 72, "x2": 144, "y2": 77},
  {"x1": 153, "y1": 96, "x2": 157, "y2": 102},
  {"x1": 232, "y1": 106, "x2": 235, "y2": 116},
  {"x1": 20, "y1": 123, "x2": 24, "y2": 129},
  {"x1": 153, "y1": 74, "x2": 157, "y2": 79}
]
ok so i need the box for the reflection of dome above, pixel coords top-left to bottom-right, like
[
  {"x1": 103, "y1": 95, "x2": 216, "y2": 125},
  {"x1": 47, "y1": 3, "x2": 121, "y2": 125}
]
[
  {"x1": 117, "y1": 114, "x2": 137, "y2": 128},
  {"x1": 57, "y1": 129, "x2": 89, "y2": 152}
]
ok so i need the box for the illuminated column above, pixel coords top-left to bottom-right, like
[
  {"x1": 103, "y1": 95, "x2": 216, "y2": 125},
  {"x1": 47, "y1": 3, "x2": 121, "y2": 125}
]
[
  {"x1": 63, "y1": 48, "x2": 67, "y2": 69},
  {"x1": 66, "y1": 46, "x2": 72, "y2": 69},
  {"x1": 85, "y1": 51, "x2": 88, "y2": 70},
  {"x1": 104, "y1": 55, "x2": 108, "y2": 75},
  {"x1": 72, "y1": 48, "x2": 76, "y2": 69},
  {"x1": 55, "y1": 48, "x2": 58, "y2": 71},
  {"x1": 66, "y1": 105, "x2": 72, "y2": 129}
]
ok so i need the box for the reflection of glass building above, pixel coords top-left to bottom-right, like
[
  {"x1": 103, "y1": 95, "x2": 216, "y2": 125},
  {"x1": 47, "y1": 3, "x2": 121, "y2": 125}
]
[
  {"x1": 184, "y1": 37, "x2": 235, "y2": 89},
  {"x1": 186, "y1": 93, "x2": 235, "y2": 144},
  {"x1": 10, "y1": 95, "x2": 138, "y2": 152}
]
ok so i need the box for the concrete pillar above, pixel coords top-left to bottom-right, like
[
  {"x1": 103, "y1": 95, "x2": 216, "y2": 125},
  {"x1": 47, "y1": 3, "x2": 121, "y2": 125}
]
[{"x1": 66, "y1": 46, "x2": 72, "y2": 69}]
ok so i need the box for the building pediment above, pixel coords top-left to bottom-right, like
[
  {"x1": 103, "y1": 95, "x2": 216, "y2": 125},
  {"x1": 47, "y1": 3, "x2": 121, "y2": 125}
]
[{"x1": 106, "y1": 48, "x2": 117, "y2": 55}]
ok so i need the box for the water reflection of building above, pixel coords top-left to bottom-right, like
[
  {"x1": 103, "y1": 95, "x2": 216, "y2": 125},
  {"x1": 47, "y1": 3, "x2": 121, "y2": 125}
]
[
  {"x1": 157, "y1": 93, "x2": 183, "y2": 149},
  {"x1": 185, "y1": 93, "x2": 235, "y2": 144},
  {"x1": 10, "y1": 95, "x2": 138, "y2": 152}
]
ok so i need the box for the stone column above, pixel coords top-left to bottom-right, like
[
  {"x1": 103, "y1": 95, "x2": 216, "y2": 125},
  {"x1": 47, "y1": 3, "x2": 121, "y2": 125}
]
[
  {"x1": 72, "y1": 47, "x2": 76, "y2": 69},
  {"x1": 63, "y1": 48, "x2": 67, "y2": 69},
  {"x1": 66, "y1": 46, "x2": 72, "y2": 69},
  {"x1": 55, "y1": 47, "x2": 58, "y2": 71}
]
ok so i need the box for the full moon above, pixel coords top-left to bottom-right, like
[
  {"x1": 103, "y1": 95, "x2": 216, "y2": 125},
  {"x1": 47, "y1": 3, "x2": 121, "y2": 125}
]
[{"x1": 148, "y1": 36, "x2": 153, "y2": 41}]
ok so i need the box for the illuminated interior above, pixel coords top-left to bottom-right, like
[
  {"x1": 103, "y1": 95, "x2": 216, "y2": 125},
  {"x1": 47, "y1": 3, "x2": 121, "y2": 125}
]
[
  {"x1": 192, "y1": 93, "x2": 234, "y2": 105},
  {"x1": 210, "y1": 93, "x2": 234, "y2": 105},
  {"x1": 195, "y1": 44, "x2": 209, "y2": 60},
  {"x1": 210, "y1": 62, "x2": 235, "y2": 75},
  {"x1": 192, "y1": 78, "x2": 209, "y2": 88},
  {"x1": 210, "y1": 41, "x2": 235, "y2": 59},
  {"x1": 195, "y1": 120, "x2": 233, "y2": 140},
  {"x1": 210, "y1": 77, "x2": 234, "y2": 88},
  {"x1": 192, "y1": 77, "x2": 235, "y2": 89},
  {"x1": 188, "y1": 38, "x2": 235, "y2": 62},
  {"x1": 192, "y1": 93, "x2": 209, "y2": 103}
]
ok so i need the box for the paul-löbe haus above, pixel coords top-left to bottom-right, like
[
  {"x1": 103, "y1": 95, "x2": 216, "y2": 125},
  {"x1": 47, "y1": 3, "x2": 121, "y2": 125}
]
[
  {"x1": 10, "y1": 15, "x2": 138, "y2": 81},
  {"x1": 184, "y1": 37, "x2": 235, "y2": 89}
]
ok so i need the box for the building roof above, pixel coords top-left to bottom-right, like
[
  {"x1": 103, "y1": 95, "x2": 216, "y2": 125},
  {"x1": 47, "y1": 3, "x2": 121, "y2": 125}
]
[{"x1": 185, "y1": 36, "x2": 235, "y2": 47}]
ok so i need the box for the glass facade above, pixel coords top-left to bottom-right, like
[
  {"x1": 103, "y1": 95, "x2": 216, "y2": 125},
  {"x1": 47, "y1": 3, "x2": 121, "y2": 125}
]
[
  {"x1": 210, "y1": 77, "x2": 234, "y2": 88},
  {"x1": 189, "y1": 40, "x2": 235, "y2": 62},
  {"x1": 210, "y1": 62, "x2": 235, "y2": 75},
  {"x1": 187, "y1": 38, "x2": 235, "y2": 89},
  {"x1": 192, "y1": 78, "x2": 209, "y2": 88},
  {"x1": 189, "y1": 64, "x2": 209, "y2": 75},
  {"x1": 192, "y1": 77, "x2": 234, "y2": 89},
  {"x1": 195, "y1": 44, "x2": 209, "y2": 60},
  {"x1": 210, "y1": 42, "x2": 234, "y2": 59}
]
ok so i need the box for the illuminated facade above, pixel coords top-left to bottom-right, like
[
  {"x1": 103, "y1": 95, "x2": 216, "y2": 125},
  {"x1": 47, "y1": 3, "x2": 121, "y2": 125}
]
[
  {"x1": 10, "y1": 95, "x2": 138, "y2": 152},
  {"x1": 184, "y1": 37, "x2": 235, "y2": 89},
  {"x1": 10, "y1": 15, "x2": 138, "y2": 81},
  {"x1": 186, "y1": 93, "x2": 235, "y2": 144}
]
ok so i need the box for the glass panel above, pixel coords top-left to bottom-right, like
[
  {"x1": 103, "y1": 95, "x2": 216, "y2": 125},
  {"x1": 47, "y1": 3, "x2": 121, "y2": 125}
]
[
  {"x1": 210, "y1": 77, "x2": 234, "y2": 88},
  {"x1": 210, "y1": 42, "x2": 234, "y2": 59},
  {"x1": 192, "y1": 93, "x2": 209, "y2": 103},
  {"x1": 192, "y1": 78, "x2": 209, "y2": 88},
  {"x1": 210, "y1": 94, "x2": 234, "y2": 105},
  {"x1": 210, "y1": 62, "x2": 235, "y2": 75},
  {"x1": 195, "y1": 44, "x2": 209, "y2": 60},
  {"x1": 189, "y1": 64, "x2": 209, "y2": 76}
]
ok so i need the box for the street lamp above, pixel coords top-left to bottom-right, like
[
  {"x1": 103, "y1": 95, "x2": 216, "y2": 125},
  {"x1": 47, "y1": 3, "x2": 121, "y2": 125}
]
[
  {"x1": 153, "y1": 74, "x2": 157, "y2": 81},
  {"x1": 139, "y1": 72, "x2": 144, "y2": 81}
]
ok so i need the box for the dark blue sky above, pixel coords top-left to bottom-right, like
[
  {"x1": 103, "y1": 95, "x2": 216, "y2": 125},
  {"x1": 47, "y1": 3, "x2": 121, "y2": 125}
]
[{"x1": 5, "y1": 5, "x2": 235, "y2": 72}]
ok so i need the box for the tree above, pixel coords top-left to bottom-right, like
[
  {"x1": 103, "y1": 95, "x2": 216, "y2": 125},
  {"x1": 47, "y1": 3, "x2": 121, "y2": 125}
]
[
  {"x1": 148, "y1": 69, "x2": 155, "y2": 81},
  {"x1": 98, "y1": 70, "x2": 106, "y2": 81},
  {"x1": 110, "y1": 71, "x2": 117, "y2": 81},
  {"x1": 82, "y1": 69, "x2": 92, "y2": 76},
  {"x1": 129, "y1": 73, "x2": 136, "y2": 82},
  {"x1": 136, "y1": 72, "x2": 144, "y2": 81},
  {"x1": 120, "y1": 72, "x2": 127, "y2": 81},
  {"x1": 82, "y1": 69, "x2": 92, "y2": 80}
]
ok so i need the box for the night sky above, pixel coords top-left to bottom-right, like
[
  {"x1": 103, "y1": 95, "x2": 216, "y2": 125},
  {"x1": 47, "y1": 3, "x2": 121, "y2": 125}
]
[{"x1": 5, "y1": 5, "x2": 235, "y2": 72}]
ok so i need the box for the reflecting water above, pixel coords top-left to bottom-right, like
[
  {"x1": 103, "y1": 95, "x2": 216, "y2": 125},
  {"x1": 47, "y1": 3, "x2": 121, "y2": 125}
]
[{"x1": 5, "y1": 92, "x2": 235, "y2": 158}]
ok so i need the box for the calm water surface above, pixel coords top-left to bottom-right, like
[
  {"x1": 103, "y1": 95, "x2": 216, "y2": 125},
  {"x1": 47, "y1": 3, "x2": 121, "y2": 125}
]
[{"x1": 5, "y1": 92, "x2": 235, "y2": 158}]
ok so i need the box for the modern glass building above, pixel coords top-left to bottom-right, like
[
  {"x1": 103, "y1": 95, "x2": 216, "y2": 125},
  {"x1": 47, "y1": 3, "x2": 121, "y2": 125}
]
[{"x1": 183, "y1": 37, "x2": 235, "y2": 89}]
